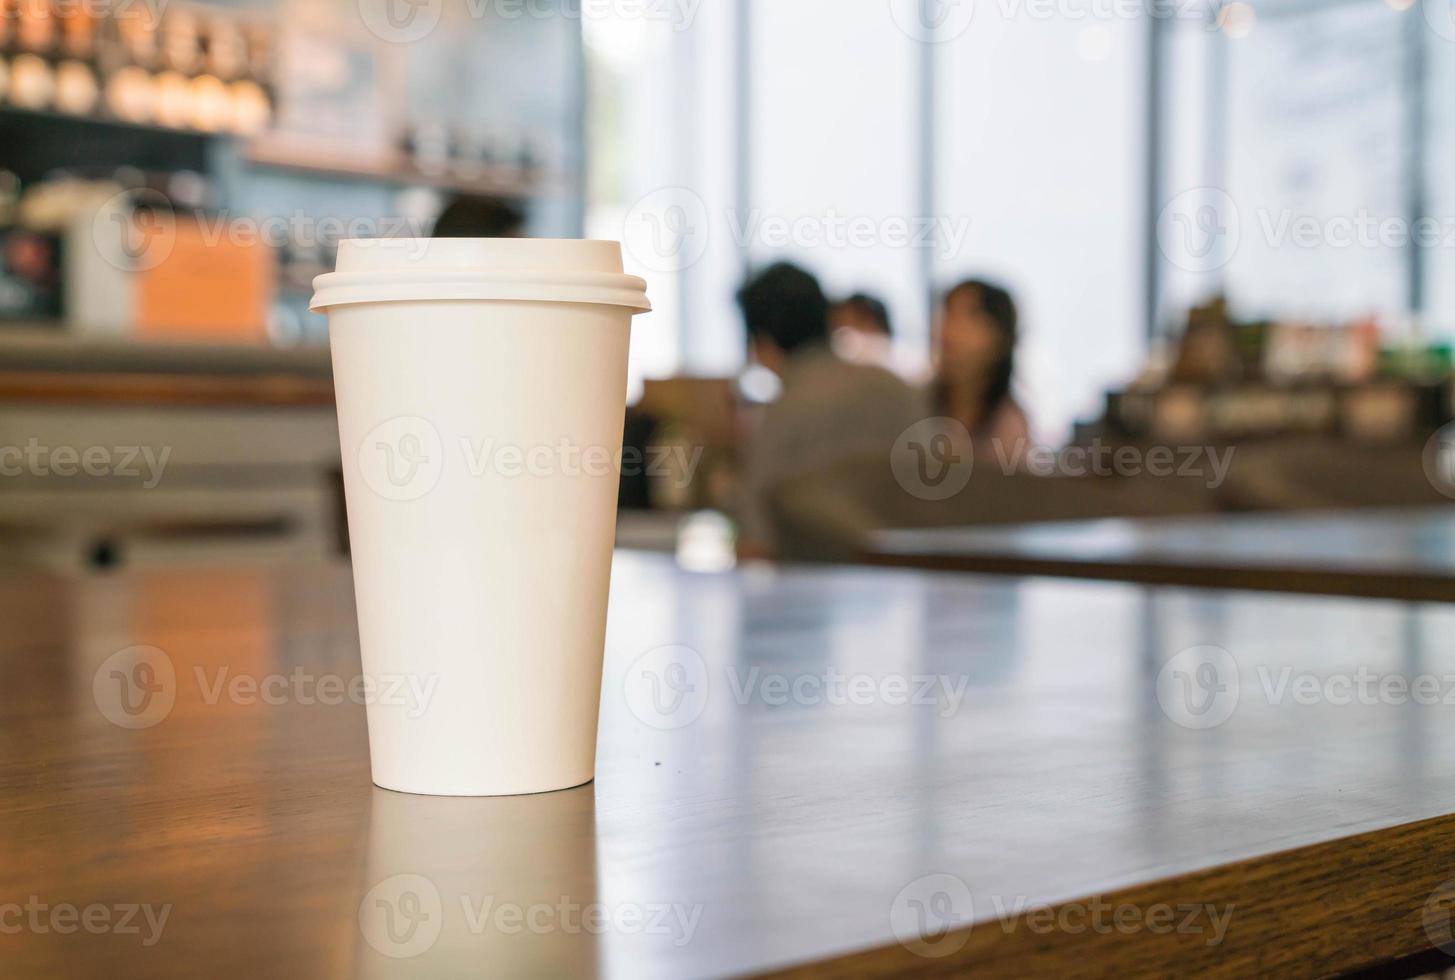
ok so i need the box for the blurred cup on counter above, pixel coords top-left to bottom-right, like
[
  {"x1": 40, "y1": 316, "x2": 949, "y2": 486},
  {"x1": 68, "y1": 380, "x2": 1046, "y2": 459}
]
[{"x1": 311, "y1": 238, "x2": 650, "y2": 796}]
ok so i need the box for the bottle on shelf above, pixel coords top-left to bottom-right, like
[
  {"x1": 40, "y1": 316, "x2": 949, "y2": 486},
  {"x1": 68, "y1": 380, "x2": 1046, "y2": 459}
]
[{"x1": 8, "y1": 53, "x2": 54, "y2": 110}]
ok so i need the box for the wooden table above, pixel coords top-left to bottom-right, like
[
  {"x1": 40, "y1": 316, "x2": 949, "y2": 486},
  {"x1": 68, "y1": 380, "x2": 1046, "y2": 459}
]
[
  {"x1": 4, "y1": 554, "x2": 1455, "y2": 977},
  {"x1": 868, "y1": 506, "x2": 1455, "y2": 601}
]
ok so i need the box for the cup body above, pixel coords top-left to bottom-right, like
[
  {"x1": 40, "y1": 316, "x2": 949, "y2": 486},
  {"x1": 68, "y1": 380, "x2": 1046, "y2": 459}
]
[{"x1": 316, "y1": 240, "x2": 647, "y2": 796}]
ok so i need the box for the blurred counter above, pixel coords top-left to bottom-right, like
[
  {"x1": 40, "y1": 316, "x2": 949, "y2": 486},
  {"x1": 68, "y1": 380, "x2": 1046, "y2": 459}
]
[
  {"x1": 0, "y1": 326, "x2": 332, "y2": 378},
  {"x1": 0, "y1": 328, "x2": 341, "y2": 570}
]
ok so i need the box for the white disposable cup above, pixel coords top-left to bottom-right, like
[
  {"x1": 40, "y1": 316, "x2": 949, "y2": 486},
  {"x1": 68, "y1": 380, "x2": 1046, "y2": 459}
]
[{"x1": 311, "y1": 238, "x2": 650, "y2": 796}]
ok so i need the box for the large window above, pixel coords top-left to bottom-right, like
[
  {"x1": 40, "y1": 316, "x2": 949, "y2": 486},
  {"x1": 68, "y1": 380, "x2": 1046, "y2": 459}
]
[
  {"x1": 1156, "y1": 0, "x2": 1446, "y2": 341},
  {"x1": 1223, "y1": 2, "x2": 1407, "y2": 325},
  {"x1": 585, "y1": 1, "x2": 1150, "y2": 440},
  {"x1": 1424, "y1": 12, "x2": 1455, "y2": 338},
  {"x1": 935, "y1": 5, "x2": 1148, "y2": 442},
  {"x1": 585, "y1": 0, "x2": 1436, "y2": 443},
  {"x1": 749, "y1": 1, "x2": 928, "y2": 364}
]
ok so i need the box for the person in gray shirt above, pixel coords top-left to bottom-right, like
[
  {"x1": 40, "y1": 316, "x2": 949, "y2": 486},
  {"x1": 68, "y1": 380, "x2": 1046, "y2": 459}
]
[{"x1": 734, "y1": 263, "x2": 924, "y2": 558}]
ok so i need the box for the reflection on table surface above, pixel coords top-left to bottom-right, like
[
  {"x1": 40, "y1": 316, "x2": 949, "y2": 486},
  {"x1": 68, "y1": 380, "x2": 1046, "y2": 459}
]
[
  {"x1": 2, "y1": 552, "x2": 1453, "y2": 977},
  {"x1": 875, "y1": 506, "x2": 1455, "y2": 571}
]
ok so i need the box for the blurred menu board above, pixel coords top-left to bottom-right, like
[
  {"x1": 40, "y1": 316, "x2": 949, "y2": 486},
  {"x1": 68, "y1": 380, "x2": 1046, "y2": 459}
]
[{"x1": 1224, "y1": 1, "x2": 1406, "y2": 325}]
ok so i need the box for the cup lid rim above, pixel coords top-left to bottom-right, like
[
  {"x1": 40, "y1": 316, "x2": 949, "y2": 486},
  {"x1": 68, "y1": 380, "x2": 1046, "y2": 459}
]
[{"x1": 310, "y1": 239, "x2": 651, "y2": 313}]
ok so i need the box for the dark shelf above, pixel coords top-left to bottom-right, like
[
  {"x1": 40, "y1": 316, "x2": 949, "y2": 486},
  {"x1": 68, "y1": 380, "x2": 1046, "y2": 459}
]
[
  {"x1": 0, "y1": 107, "x2": 216, "y2": 181},
  {"x1": 0, "y1": 108, "x2": 563, "y2": 199}
]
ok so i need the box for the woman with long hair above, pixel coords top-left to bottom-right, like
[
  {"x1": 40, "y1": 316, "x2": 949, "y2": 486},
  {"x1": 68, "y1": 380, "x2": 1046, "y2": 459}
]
[{"x1": 932, "y1": 279, "x2": 1030, "y2": 447}]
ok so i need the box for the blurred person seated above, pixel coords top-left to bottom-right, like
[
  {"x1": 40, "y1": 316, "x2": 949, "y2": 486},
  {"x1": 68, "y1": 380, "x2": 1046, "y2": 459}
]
[
  {"x1": 933, "y1": 279, "x2": 1030, "y2": 452},
  {"x1": 830, "y1": 292, "x2": 896, "y2": 369},
  {"x1": 736, "y1": 263, "x2": 923, "y2": 558},
  {"x1": 432, "y1": 195, "x2": 525, "y2": 238}
]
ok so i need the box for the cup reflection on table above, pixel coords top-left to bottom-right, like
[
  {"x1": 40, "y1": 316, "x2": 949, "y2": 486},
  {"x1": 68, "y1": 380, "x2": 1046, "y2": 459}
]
[{"x1": 354, "y1": 785, "x2": 600, "y2": 977}]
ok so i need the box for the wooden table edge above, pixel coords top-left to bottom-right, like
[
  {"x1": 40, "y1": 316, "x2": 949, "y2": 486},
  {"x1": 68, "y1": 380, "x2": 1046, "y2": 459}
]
[{"x1": 757, "y1": 810, "x2": 1455, "y2": 979}]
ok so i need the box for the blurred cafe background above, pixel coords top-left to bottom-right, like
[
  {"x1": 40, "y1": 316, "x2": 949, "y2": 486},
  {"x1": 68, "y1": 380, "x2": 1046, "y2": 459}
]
[{"x1": 1, "y1": 0, "x2": 1454, "y2": 570}]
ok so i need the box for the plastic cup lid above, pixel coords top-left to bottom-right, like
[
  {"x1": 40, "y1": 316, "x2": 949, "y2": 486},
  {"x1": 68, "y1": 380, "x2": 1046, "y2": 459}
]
[{"x1": 310, "y1": 238, "x2": 651, "y2": 313}]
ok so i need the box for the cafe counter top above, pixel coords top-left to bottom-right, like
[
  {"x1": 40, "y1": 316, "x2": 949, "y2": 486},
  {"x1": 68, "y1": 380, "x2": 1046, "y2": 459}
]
[{"x1": 0, "y1": 327, "x2": 334, "y2": 378}]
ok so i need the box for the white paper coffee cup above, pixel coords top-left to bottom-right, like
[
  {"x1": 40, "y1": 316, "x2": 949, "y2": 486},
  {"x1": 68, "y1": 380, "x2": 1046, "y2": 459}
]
[{"x1": 312, "y1": 238, "x2": 650, "y2": 796}]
